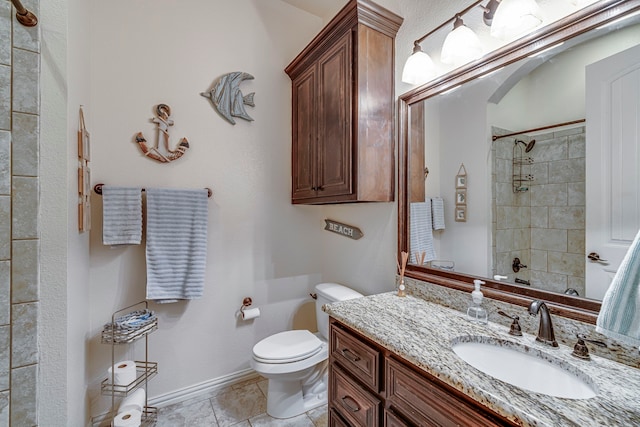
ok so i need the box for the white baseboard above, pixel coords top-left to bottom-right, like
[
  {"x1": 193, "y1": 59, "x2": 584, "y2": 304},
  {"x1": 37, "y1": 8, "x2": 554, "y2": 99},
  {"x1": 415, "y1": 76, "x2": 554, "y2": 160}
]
[{"x1": 148, "y1": 369, "x2": 262, "y2": 408}]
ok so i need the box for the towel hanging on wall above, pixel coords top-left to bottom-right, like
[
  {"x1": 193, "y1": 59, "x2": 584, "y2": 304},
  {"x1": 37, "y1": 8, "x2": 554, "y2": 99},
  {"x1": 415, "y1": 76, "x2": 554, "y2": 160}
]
[
  {"x1": 101, "y1": 186, "x2": 143, "y2": 246},
  {"x1": 145, "y1": 188, "x2": 209, "y2": 303},
  {"x1": 596, "y1": 228, "x2": 640, "y2": 346},
  {"x1": 410, "y1": 201, "x2": 436, "y2": 265}
]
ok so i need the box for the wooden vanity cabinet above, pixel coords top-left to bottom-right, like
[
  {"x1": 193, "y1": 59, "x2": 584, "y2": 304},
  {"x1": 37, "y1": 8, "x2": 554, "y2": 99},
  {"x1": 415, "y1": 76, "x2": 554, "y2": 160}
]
[
  {"x1": 285, "y1": 0, "x2": 402, "y2": 204},
  {"x1": 329, "y1": 319, "x2": 517, "y2": 427}
]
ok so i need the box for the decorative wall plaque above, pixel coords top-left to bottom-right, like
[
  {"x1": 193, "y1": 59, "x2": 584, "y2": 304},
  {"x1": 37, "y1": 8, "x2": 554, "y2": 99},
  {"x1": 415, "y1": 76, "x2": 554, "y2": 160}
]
[
  {"x1": 324, "y1": 219, "x2": 363, "y2": 240},
  {"x1": 455, "y1": 163, "x2": 467, "y2": 222},
  {"x1": 78, "y1": 106, "x2": 91, "y2": 232},
  {"x1": 134, "y1": 104, "x2": 190, "y2": 163}
]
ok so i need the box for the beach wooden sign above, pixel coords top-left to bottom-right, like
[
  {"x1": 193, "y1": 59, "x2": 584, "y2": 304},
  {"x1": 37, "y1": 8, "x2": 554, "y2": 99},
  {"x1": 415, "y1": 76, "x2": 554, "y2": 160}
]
[{"x1": 324, "y1": 219, "x2": 363, "y2": 240}]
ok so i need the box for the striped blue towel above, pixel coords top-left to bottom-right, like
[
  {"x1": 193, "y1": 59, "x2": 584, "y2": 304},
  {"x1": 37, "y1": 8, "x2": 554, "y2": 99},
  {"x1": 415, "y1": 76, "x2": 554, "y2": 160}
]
[
  {"x1": 410, "y1": 201, "x2": 436, "y2": 264},
  {"x1": 102, "y1": 186, "x2": 142, "y2": 246},
  {"x1": 596, "y1": 228, "x2": 640, "y2": 346},
  {"x1": 431, "y1": 197, "x2": 446, "y2": 230},
  {"x1": 145, "y1": 188, "x2": 209, "y2": 303}
]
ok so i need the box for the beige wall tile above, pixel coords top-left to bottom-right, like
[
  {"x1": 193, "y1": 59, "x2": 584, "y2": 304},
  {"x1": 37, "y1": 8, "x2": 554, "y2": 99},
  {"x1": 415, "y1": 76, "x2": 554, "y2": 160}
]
[
  {"x1": 549, "y1": 158, "x2": 584, "y2": 184},
  {"x1": 0, "y1": 197, "x2": 8, "y2": 260},
  {"x1": 0, "y1": 1, "x2": 10, "y2": 66},
  {"x1": 12, "y1": 48, "x2": 39, "y2": 114},
  {"x1": 0, "y1": 131, "x2": 9, "y2": 194},
  {"x1": 11, "y1": 239, "x2": 39, "y2": 303},
  {"x1": 0, "y1": 325, "x2": 8, "y2": 390},
  {"x1": 10, "y1": 364, "x2": 37, "y2": 426},
  {"x1": 12, "y1": 113, "x2": 38, "y2": 176},
  {"x1": 530, "y1": 249, "x2": 547, "y2": 271},
  {"x1": 0, "y1": 261, "x2": 8, "y2": 325},
  {"x1": 12, "y1": 176, "x2": 39, "y2": 239},
  {"x1": 548, "y1": 251, "x2": 585, "y2": 277},
  {"x1": 0, "y1": 67, "x2": 9, "y2": 130},
  {"x1": 568, "y1": 182, "x2": 585, "y2": 206},
  {"x1": 532, "y1": 138, "x2": 567, "y2": 162},
  {"x1": 11, "y1": 302, "x2": 38, "y2": 367},
  {"x1": 567, "y1": 229, "x2": 585, "y2": 255},
  {"x1": 549, "y1": 206, "x2": 584, "y2": 230},
  {"x1": 531, "y1": 183, "x2": 567, "y2": 207},
  {"x1": 11, "y1": 0, "x2": 39, "y2": 53},
  {"x1": 531, "y1": 228, "x2": 567, "y2": 252},
  {"x1": 530, "y1": 270, "x2": 568, "y2": 293},
  {"x1": 568, "y1": 133, "x2": 585, "y2": 159},
  {"x1": 530, "y1": 206, "x2": 548, "y2": 228}
]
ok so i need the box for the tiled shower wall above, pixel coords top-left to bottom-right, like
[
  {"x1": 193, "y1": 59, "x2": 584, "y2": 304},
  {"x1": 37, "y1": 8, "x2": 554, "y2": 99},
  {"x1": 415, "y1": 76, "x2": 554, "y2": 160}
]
[
  {"x1": 492, "y1": 126, "x2": 586, "y2": 296},
  {"x1": 0, "y1": 1, "x2": 41, "y2": 426}
]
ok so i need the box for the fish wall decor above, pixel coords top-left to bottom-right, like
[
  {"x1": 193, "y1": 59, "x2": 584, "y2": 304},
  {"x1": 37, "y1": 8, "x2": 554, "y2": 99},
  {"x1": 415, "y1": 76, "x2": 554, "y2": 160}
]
[
  {"x1": 201, "y1": 72, "x2": 255, "y2": 125},
  {"x1": 134, "y1": 104, "x2": 190, "y2": 163}
]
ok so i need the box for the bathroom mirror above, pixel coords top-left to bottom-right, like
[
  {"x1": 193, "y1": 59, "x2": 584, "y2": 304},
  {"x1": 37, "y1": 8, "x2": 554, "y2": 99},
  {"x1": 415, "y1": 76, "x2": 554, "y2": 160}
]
[{"x1": 398, "y1": 1, "x2": 640, "y2": 322}]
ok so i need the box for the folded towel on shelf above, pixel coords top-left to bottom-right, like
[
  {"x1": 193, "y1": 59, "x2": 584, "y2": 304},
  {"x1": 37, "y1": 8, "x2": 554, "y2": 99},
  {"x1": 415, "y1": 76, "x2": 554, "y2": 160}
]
[
  {"x1": 102, "y1": 186, "x2": 143, "y2": 246},
  {"x1": 410, "y1": 201, "x2": 436, "y2": 265},
  {"x1": 145, "y1": 188, "x2": 209, "y2": 303},
  {"x1": 596, "y1": 228, "x2": 640, "y2": 346},
  {"x1": 431, "y1": 197, "x2": 446, "y2": 230}
]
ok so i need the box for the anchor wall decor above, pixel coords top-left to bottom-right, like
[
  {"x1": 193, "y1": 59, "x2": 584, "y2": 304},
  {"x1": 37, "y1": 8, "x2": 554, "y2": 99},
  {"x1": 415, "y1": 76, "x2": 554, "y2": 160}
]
[
  {"x1": 134, "y1": 103, "x2": 190, "y2": 163},
  {"x1": 201, "y1": 71, "x2": 255, "y2": 125}
]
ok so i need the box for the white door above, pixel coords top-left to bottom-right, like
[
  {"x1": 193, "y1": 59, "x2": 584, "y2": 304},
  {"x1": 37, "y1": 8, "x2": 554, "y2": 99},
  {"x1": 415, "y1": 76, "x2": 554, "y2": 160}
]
[{"x1": 585, "y1": 43, "x2": 640, "y2": 300}]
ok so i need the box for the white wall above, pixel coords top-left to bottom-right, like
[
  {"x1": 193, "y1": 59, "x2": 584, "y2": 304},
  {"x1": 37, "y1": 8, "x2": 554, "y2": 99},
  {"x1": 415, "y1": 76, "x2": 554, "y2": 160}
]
[{"x1": 85, "y1": 0, "x2": 328, "y2": 410}]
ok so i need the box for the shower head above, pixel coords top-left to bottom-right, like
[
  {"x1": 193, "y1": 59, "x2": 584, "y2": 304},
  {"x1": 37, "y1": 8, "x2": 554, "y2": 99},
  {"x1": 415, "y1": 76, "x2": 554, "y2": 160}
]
[{"x1": 516, "y1": 139, "x2": 536, "y2": 153}]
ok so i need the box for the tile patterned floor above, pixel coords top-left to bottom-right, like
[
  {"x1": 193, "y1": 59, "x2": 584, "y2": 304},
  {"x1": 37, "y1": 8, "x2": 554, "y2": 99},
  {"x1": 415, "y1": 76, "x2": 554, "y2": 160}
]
[{"x1": 155, "y1": 377, "x2": 328, "y2": 427}]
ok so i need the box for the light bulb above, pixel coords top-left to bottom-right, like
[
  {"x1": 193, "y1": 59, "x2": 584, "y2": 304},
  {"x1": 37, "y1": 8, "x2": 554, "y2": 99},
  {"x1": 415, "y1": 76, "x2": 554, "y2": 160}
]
[
  {"x1": 402, "y1": 45, "x2": 437, "y2": 85},
  {"x1": 441, "y1": 17, "x2": 483, "y2": 66},
  {"x1": 491, "y1": 0, "x2": 543, "y2": 40}
]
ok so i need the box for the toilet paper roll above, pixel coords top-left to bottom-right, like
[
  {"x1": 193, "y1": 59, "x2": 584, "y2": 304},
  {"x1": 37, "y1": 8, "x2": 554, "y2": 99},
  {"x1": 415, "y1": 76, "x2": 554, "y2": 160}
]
[
  {"x1": 113, "y1": 409, "x2": 142, "y2": 427},
  {"x1": 119, "y1": 388, "x2": 145, "y2": 414},
  {"x1": 241, "y1": 307, "x2": 260, "y2": 320},
  {"x1": 108, "y1": 360, "x2": 137, "y2": 386}
]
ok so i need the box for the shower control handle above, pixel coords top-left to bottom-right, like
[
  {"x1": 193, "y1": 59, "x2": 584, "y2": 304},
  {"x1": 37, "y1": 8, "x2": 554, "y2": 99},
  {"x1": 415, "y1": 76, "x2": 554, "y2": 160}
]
[{"x1": 512, "y1": 257, "x2": 527, "y2": 273}]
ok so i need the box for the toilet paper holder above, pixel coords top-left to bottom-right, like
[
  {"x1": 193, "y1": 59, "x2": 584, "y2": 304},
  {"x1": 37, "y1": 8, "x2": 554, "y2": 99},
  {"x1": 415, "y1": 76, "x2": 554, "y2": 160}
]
[{"x1": 240, "y1": 297, "x2": 252, "y2": 314}]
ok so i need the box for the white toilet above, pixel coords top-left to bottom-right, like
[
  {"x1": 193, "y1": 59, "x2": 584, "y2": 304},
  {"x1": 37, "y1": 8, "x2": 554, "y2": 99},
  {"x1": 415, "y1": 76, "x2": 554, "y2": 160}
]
[{"x1": 250, "y1": 283, "x2": 363, "y2": 419}]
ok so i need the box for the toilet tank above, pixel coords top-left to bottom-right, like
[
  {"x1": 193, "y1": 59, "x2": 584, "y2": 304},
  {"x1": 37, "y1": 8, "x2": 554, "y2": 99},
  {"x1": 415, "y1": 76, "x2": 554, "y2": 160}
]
[{"x1": 315, "y1": 283, "x2": 363, "y2": 339}]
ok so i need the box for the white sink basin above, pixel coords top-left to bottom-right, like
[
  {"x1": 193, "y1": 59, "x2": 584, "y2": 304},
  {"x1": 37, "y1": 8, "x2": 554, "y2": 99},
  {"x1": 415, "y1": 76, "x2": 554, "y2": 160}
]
[{"x1": 451, "y1": 336, "x2": 597, "y2": 399}]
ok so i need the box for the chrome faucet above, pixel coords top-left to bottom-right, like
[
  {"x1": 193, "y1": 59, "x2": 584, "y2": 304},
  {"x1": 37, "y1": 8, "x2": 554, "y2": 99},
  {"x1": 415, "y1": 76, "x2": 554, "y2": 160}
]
[{"x1": 528, "y1": 301, "x2": 558, "y2": 347}]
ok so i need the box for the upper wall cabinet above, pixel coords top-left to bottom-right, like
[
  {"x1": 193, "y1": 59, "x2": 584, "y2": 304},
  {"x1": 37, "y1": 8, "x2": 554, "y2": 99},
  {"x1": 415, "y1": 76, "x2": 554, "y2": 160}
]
[{"x1": 285, "y1": 0, "x2": 403, "y2": 205}]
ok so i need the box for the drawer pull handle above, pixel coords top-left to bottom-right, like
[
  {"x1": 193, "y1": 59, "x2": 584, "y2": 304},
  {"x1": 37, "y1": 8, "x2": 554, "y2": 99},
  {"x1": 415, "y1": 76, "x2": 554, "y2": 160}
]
[
  {"x1": 341, "y1": 395, "x2": 360, "y2": 412},
  {"x1": 341, "y1": 348, "x2": 361, "y2": 362}
]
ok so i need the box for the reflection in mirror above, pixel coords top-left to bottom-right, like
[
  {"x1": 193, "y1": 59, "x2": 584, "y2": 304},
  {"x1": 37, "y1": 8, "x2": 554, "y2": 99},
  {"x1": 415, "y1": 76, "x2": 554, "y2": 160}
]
[{"x1": 402, "y1": 4, "x2": 640, "y2": 317}]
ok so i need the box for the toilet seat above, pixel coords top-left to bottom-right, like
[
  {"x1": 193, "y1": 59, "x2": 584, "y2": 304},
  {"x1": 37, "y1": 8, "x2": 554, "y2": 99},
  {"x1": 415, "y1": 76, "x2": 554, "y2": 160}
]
[{"x1": 253, "y1": 330, "x2": 322, "y2": 364}]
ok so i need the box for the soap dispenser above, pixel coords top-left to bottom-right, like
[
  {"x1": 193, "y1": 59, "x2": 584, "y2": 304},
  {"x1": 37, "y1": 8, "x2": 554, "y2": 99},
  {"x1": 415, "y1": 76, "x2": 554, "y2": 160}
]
[{"x1": 467, "y1": 280, "x2": 488, "y2": 324}]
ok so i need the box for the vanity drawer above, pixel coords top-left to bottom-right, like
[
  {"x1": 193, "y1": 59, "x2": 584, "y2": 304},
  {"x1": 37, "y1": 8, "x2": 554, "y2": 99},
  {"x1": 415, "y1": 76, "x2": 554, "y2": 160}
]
[
  {"x1": 330, "y1": 364, "x2": 381, "y2": 427},
  {"x1": 330, "y1": 323, "x2": 381, "y2": 391},
  {"x1": 386, "y1": 357, "x2": 511, "y2": 427}
]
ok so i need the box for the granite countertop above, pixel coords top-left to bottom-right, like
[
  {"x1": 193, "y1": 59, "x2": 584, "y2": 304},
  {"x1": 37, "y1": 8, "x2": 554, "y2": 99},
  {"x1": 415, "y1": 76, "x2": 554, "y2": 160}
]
[{"x1": 323, "y1": 292, "x2": 640, "y2": 426}]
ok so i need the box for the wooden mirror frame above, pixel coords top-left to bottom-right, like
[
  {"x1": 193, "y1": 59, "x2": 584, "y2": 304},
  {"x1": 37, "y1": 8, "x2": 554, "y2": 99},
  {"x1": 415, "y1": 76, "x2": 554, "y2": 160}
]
[{"x1": 398, "y1": 0, "x2": 640, "y2": 324}]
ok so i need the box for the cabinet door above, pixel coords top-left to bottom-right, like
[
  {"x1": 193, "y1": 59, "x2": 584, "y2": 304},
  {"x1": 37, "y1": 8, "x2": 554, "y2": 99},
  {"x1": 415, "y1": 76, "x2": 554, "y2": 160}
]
[
  {"x1": 386, "y1": 358, "x2": 510, "y2": 427},
  {"x1": 292, "y1": 65, "x2": 318, "y2": 200},
  {"x1": 330, "y1": 364, "x2": 381, "y2": 427},
  {"x1": 317, "y1": 31, "x2": 353, "y2": 198}
]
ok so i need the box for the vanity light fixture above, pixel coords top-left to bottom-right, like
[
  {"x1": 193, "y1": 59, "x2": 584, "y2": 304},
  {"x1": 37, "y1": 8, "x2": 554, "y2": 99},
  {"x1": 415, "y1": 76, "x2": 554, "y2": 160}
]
[
  {"x1": 440, "y1": 16, "x2": 484, "y2": 66},
  {"x1": 401, "y1": 0, "x2": 498, "y2": 85},
  {"x1": 490, "y1": 0, "x2": 543, "y2": 40}
]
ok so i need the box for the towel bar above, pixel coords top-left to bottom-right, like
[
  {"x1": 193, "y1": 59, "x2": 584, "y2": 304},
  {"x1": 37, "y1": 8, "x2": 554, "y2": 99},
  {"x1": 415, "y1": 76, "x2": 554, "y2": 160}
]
[{"x1": 94, "y1": 183, "x2": 212, "y2": 198}]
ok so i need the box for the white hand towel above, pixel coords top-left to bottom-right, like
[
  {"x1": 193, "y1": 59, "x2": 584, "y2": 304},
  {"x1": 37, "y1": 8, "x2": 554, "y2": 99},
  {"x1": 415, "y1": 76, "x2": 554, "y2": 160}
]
[
  {"x1": 596, "y1": 228, "x2": 640, "y2": 346},
  {"x1": 410, "y1": 201, "x2": 436, "y2": 264},
  {"x1": 102, "y1": 186, "x2": 143, "y2": 246},
  {"x1": 431, "y1": 197, "x2": 446, "y2": 230},
  {"x1": 145, "y1": 188, "x2": 209, "y2": 303}
]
